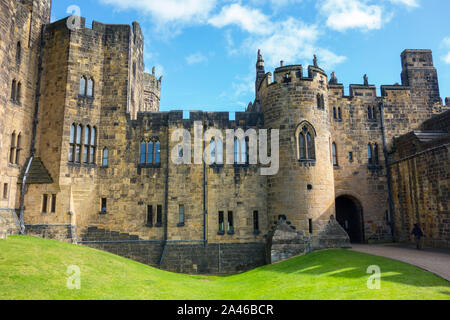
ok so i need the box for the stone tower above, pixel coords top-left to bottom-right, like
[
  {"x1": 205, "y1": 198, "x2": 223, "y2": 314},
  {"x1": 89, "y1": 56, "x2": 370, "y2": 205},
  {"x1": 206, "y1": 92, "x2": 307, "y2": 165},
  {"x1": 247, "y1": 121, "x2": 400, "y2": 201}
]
[
  {"x1": 401, "y1": 49, "x2": 441, "y2": 106},
  {"x1": 258, "y1": 60, "x2": 336, "y2": 236}
]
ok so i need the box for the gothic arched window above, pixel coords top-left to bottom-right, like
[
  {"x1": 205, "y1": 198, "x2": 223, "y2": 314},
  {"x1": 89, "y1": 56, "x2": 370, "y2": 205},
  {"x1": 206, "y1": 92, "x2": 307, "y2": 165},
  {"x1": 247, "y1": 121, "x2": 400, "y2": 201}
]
[
  {"x1": 147, "y1": 141, "x2": 154, "y2": 164},
  {"x1": 80, "y1": 77, "x2": 87, "y2": 96},
  {"x1": 83, "y1": 126, "x2": 91, "y2": 164},
  {"x1": 87, "y1": 78, "x2": 94, "y2": 97},
  {"x1": 9, "y1": 132, "x2": 16, "y2": 164},
  {"x1": 155, "y1": 141, "x2": 161, "y2": 164},
  {"x1": 368, "y1": 144, "x2": 373, "y2": 166},
  {"x1": 332, "y1": 142, "x2": 338, "y2": 166},
  {"x1": 75, "y1": 124, "x2": 82, "y2": 163},
  {"x1": 140, "y1": 141, "x2": 146, "y2": 164},
  {"x1": 16, "y1": 133, "x2": 22, "y2": 165},
  {"x1": 296, "y1": 122, "x2": 316, "y2": 161},
  {"x1": 69, "y1": 124, "x2": 75, "y2": 162}
]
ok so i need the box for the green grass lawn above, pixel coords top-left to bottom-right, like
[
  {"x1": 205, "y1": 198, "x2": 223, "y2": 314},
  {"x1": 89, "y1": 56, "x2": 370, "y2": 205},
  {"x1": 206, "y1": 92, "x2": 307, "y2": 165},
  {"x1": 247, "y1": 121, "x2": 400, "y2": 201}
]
[{"x1": 0, "y1": 236, "x2": 449, "y2": 300}]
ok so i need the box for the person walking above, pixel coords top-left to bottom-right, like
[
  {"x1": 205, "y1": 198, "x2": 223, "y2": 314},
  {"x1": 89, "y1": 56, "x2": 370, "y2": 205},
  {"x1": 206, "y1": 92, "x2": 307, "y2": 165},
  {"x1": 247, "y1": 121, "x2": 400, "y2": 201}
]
[{"x1": 411, "y1": 224, "x2": 424, "y2": 250}]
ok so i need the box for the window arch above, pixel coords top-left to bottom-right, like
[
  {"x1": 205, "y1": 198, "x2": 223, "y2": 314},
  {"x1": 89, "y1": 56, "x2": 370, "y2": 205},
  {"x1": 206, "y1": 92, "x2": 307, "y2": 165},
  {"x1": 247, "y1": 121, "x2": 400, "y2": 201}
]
[
  {"x1": 296, "y1": 121, "x2": 316, "y2": 161},
  {"x1": 332, "y1": 142, "x2": 338, "y2": 166},
  {"x1": 9, "y1": 132, "x2": 16, "y2": 164},
  {"x1": 79, "y1": 77, "x2": 87, "y2": 96},
  {"x1": 87, "y1": 78, "x2": 94, "y2": 97},
  {"x1": 102, "y1": 148, "x2": 109, "y2": 167}
]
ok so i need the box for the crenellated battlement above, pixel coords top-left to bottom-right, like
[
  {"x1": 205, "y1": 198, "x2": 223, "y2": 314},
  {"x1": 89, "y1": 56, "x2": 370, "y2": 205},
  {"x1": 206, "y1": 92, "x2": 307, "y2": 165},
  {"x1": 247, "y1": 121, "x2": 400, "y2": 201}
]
[{"x1": 134, "y1": 110, "x2": 263, "y2": 129}]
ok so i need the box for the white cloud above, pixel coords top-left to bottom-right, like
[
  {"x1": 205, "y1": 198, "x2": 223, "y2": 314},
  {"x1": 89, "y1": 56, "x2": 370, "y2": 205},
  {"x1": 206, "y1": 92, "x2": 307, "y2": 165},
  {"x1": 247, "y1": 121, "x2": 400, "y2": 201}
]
[
  {"x1": 208, "y1": 4, "x2": 273, "y2": 35},
  {"x1": 319, "y1": 0, "x2": 384, "y2": 31},
  {"x1": 388, "y1": 0, "x2": 419, "y2": 7},
  {"x1": 100, "y1": 0, "x2": 216, "y2": 24},
  {"x1": 443, "y1": 53, "x2": 450, "y2": 64},
  {"x1": 186, "y1": 52, "x2": 208, "y2": 65},
  {"x1": 442, "y1": 37, "x2": 450, "y2": 64}
]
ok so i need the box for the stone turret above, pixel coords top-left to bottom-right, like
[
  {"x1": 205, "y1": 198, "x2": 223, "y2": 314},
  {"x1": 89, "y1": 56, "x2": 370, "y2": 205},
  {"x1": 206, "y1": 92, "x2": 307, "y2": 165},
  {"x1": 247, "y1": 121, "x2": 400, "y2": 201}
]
[{"x1": 143, "y1": 69, "x2": 162, "y2": 112}]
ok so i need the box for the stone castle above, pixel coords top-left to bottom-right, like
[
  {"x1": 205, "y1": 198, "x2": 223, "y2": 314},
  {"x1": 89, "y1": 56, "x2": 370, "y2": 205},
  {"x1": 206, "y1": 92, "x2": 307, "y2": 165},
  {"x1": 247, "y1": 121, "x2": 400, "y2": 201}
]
[{"x1": 0, "y1": 0, "x2": 449, "y2": 274}]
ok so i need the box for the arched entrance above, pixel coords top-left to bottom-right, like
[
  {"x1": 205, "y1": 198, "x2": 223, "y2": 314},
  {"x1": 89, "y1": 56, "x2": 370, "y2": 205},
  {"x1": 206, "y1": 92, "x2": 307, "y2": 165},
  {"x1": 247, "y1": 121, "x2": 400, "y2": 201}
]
[{"x1": 335, "y1": 196, "x2": 365, "y2": 243}]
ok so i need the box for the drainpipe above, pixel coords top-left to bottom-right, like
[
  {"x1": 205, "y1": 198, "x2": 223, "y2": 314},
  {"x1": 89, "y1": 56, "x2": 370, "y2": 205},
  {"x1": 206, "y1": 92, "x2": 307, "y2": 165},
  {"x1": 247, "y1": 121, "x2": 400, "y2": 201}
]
[
  {"x1": 203, "y1": 123, "x2": 208, "y2": 246},
  {"x1": 18, "y1": 25, "x2": 46, "y2": 234},
  {"x1": 379, "y1": 102, "x2": 396, "y2": 241},
  {"x1": 159, "y1": 127, "x2": 170, "y2": 267}
]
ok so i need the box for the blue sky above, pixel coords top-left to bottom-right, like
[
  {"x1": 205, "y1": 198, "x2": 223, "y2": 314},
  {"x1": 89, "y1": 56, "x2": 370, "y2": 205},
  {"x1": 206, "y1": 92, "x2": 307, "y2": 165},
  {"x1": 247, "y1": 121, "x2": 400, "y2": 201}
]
[{"x1": 51, "y1": 0, "x2": 450, "y2": 113}]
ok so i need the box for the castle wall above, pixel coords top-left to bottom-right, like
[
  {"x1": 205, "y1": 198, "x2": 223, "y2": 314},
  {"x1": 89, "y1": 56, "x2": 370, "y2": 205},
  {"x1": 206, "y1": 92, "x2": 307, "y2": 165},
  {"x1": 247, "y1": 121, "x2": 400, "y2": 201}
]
[
  {"x1": 0, "y1": 0, "x2": 51, "y2": 220},
  {"x1": 390, "y1": 114, "x2": 450, "y2": 248}
]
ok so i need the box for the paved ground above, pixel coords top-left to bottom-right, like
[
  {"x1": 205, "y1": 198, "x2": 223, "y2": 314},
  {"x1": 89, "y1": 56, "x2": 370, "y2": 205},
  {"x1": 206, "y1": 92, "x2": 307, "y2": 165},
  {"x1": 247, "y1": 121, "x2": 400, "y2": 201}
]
[{"x1": 350, "y1": 243, "x2": 450, "y2": 281}]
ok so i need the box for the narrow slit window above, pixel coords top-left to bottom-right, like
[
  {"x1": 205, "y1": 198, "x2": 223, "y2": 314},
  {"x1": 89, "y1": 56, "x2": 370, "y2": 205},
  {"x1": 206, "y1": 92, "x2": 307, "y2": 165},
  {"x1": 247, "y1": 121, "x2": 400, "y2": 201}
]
[
  {"x1": 75, "y1": 124, "x2": 82, "y2": 163},
  {"x1": 83, "y1": 126, "x2": 90, "y2": 164},
  {"x1": 368, "y1": 144, "x2": 373, "y2": 166},
  {"x1": 374, "y1": 143, "x2": 380, "y2": 166},
  {"x1": 332, "y1": 142, "x2": 338, "y2": 166},
  {"x1": 147, "y1": 205, "x2": 153, "y2": 226},
  {"x1": 253, "y1": 211, "x2": 259, "y2": 232},
  {"x1": 227, "y1": 211, "x2": 234, "y2": 233},
  {"x1": 147, "y1": 141, "x2": 154, "y2": 164},
  {"x1": 156, "y1": 205, "x2": 162, "y2": 226},
  {"x1": 9, "y1": 132, "x2": 16, "y2": 164},
  {"x1": 101, "y1": 198, "x2": 107, "y2": 213},
  {"x1": 179, "y1": 205, "x2": 185, "y2": 226},
  {"x1": 309, "y1": 219, "x2": 313, "y2": 234},
  {"x1": 69, "y1": 124, "x2": 75, "y2": 162},
  {"x1": 218, "y1": 211, "x2": 224, "y2": 234},
  {"x1": 3, "y1": 183, "x2": 8, "y2": 199},
  {"x1": 15, "y1": 133, "x2": 21, "y2": 165},
  {"x1": 80, "y1": 77, "x2": 86, "y2": 96},
  {"x1": 51, "y1": 194, "x2": 56, "y2": 213},
  {"x1": 16, "y1": 82, "x2": 21, "y2": 103},
  {"x1": 140, "y1": 141, "x2": 146, "y2": 164},
  {"x1": 155, "y1": 141, "x2": 161, "y2": 164},
  {"x1": 42, "y1": 194, "x2": 48, "y2": 213},
  {"x1": 16, "y1": 42, "x2": 21, "y2": 65},
  {"x1": 11, "y1": 80, "x2": 16, "y2": 101},
  {"x1": 102, "y1": 148, "x2": 109, "y2": 167},
  {"x1": 90, "y1": 127, "x2": 96, "y2": 164},
  {"x1": 87, "y1": 78, "x2": 94, "y2": 97}
]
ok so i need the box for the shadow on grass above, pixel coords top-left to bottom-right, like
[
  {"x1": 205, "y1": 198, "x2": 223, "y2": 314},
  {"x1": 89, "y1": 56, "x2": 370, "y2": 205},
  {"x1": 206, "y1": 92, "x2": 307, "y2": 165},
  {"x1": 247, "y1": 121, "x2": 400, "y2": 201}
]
[{"x1": 259, "y1": 249, "x2": 450, "y2": 289}]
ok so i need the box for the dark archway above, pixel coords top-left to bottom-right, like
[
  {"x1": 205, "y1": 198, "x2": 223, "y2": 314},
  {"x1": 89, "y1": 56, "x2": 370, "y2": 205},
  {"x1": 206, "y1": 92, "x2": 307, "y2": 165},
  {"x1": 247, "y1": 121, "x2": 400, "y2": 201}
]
[{"x1": 335, "y1": 196, "x2": 365, "y2": 243}]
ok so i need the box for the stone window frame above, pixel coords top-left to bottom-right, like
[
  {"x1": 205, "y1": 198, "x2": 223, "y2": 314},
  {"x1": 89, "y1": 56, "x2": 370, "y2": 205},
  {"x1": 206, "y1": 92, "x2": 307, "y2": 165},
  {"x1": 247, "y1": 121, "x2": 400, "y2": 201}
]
[
  {"x1": 16, "y1": 41, "x2": 21, "y2": 66},
  {"x1": 139, "y1": 137, "x2": 161, "y2": 167},
  {"x1": 368, "y1": 142, "x2": 381, "y2": 170},
  {"x1": 10, "y1": 80, "x2": 21, "y2": 104},
  {"x1": 295, "y1": 121, "x2": 316, "y2": 162},
  {"x1": 233, "y1": 137, "x2": 248, "y2": 166},
  {"x1": 316, "y1": 93, "x2": 325, "y2": 110},
  {"x1": 146, "y1": 205, "x2": 153, "y2": 227},
  {"x1": 218, "y1": 211, "x2": 225, "y2": 235},
  {"x1": 227, "y1": 211, "x2": 234, "y2": 235},
  {"x1": 367, "y1": 105, "x2": 377, "y2": 121},
  {"x1": 50, "y1": 194, "x2": 57, "y2": 213},
  {"x1": 9, "y1": 131, "x2": 16, "y2": 165},
  {"x1": 69, "y1": 123, "x2": 97, "y2": 166},
  {"x1": 101, "y1": 147, "x2": 109, "y2": 167},
  {"x1": 156, "y1": 205, "x2": 163, "y2": 227},
  {"x1": 87, "y1": 78, "x2": 94, "y2": 97},
  {"x1": 332, "y1": 142, "x2": 339, "y2": 167},
  {"x1": 208, "y1": 137, "x2": 224, "y2": 166},
  {"x1": 178, "y1": 204, "x2": 185, "y2": 227}
]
